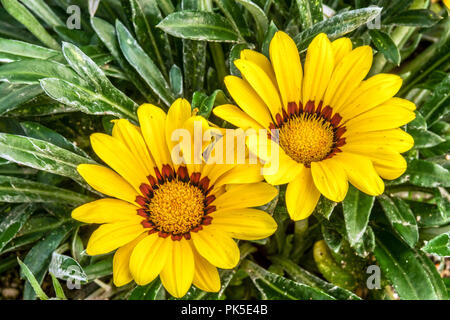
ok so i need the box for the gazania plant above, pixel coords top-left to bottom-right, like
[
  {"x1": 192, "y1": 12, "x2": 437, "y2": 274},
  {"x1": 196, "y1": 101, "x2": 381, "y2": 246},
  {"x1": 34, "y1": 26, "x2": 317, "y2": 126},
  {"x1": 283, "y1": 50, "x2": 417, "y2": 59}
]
[{"x1": 0, "y1": 0, "x2": 448, "y2": 302}]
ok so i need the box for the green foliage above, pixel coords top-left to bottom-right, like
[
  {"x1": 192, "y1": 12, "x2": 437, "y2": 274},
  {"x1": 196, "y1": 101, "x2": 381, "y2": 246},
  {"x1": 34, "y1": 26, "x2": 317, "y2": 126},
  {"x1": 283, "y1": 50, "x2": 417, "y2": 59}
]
[{"x1": 0, "y1": 0, "x2": 448, "y2": 301}]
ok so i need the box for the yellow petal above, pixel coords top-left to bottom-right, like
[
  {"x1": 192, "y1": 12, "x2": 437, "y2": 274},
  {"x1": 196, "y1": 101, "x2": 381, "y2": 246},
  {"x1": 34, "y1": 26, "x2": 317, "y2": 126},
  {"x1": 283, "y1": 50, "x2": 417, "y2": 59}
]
[
  {"x1": 211, "y1": 182, "x2": 278, "y2": 210},
  {"x1": 137, "y1": 103, "x2": 172, "y2": 169},
  {"x1": 112, "y1": 119, "x2": 155, "y2": 176},
  {"x1": 90, "y1": 133, "x2": 148, "y2": 192},
  {"x1": 339, "y1": 74, "x2": 403, "y2": 120},
  {"x1": 263, "y1": 151, "x2": 303, "y2": 185},
  {"x1": 323, "y1": 46, "x2": 373, "y2": 112},
  {"x1": 240, "y1": 49, "x2": 277, "y2": 86},
  {"x1": 311, "y1": 158, "x2": 348, "y2": 202},
  {"x1": 86, "y1": 220, "x2": 145, "y2": 256},
  {"x1": 223, "y1": 76, "x2": 273, "y2": 128},
  {"x1": 345, "y1": 129, "x2": 414, "y2": 153},
  {"x1": 166, "y1": 98, "x2": 192, "y2": 160},
  {"x1": 213, "y1": 104, "x2": 264, "y2": 130},
  {"x1": 345, "y1": 100, "x2": 416, "y2": 133},
  {"x1": 269, "y1": 31, "x2": 302, "y2": 108},
  {"x1": 214, "y1": 163, "x2": 263, "y2": 188},
  {"x1": 160, "y1": 239, "x2": 194, "y2": 298},
  {"x1": 181, "y1": 115, "x2": 210, "y2": 174},
  {"x1": 331, "y1": 37, "x2": 352, "y2": 64},
  {"x1": 234, "y1": 59, "x2": 283, "y2": 119},
  {"x1": 77, "y1": 164, "x2": 138, "y2": 203},
  {"x1": 191, "y1": 245, "x2": 220, "y2": 292},
  {"x1": 129, "y1": 233, "x2": 172, "y2": 285},
  {"x1": 335, "y1": 152, "x2": 384, "y2": 196},
  {"x1": 191, "y1": 226, "x2": 240, "y2": 269},
  {"x1": 342, "y1": 144, "x2": 407, "y2": 180},
  {"x1": 113, "y1": 234, "x2": 146, "y2": 287},
  {"x1": 72, "y1": 198, "x2": 140, "y2": 224},
  {"x1": 285, "y1": 166, "x2": 320, "y2": 220},
  {"x1": 302, "y1": 33, "x2": 334, "y2": 104},
  {"x1": 210, "y1": 208, "x2": 277, "y2": 240}
]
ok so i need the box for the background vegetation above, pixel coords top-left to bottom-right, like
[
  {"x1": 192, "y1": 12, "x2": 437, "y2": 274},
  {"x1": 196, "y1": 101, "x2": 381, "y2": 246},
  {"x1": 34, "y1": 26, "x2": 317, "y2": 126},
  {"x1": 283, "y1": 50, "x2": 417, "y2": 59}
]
[{"x1": 0, "y1": 0, "x2": 448, "y2": 300}]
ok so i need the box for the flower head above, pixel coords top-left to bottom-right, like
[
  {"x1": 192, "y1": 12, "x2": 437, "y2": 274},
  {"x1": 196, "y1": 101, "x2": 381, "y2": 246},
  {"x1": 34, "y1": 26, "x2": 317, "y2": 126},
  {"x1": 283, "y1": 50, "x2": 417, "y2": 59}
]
[
  {"x1": 214, "y1": 32, "x2": 416, "y2": 221},
  {"x1": 72, "y1": 98, "x2": 278, "y2": 298}
]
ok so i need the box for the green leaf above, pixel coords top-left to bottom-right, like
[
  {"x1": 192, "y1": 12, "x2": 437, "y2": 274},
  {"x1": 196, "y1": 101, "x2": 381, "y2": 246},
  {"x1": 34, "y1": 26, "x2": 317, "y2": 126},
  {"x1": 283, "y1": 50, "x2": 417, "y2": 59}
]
[
  {"x1": 20, "y1": 0, "x2": 65, "y2": 28},
  {"x1": 0, "y1": 0, "x2": 60, "y2": 50},
  {"x1": 0, "y1": 83, "x2": 43, "y2": 115},
  {"x1": 405, "y1": 159, "x2": 450, "y2": 188},
  {"x1": 50, "y1": 274, "x2": 67, "y2": 300},
  {"x1": 295, "y1": 0, "x2": 323, "y2": 29},
  {"x1": 385, "y1": 9, "x2": 441, "y2": 27},
  {"x1": 0, "y1": 132, "x2": 94, "y2": 184},
  {"x1": 342, "y1": 186, "x2": 374, "y2": 247},
  {"x1": 261, "y1": 21, "x2": 277, "y2": 57},
  {"x1": 378, "y1": 195, "x2": 418, "y2": 248},
  {"x1": 374, "y1": 226, "x2": 448, "y2": 300},
  {"x1": 270, "y1": 256, "x2": 361, "y2": 300},
  {"x1": 128, "y1": 278, "x2": 165, "y2": 300},
  {"x1": 422, "y1": 232, "x2": 450, "y2": 257},
  {"x1": 183, "y1": 39, "x2": 207, "y2": 95},
  {"x1": 242, "y1": 260, "x2": 335, "y2": 300},
  {"x1": 17, "y1": 258, "x2": 49, "y2": 300},
  {"x1": 294, "y1": 7, "x2": 382, "y2": 51},
  {"x1": 0, "y1": 60, "x2": 86, "y2": 85},
  {"x1": 369, "y1": 29, "x2": 401, "y2": 66},
  {"x1": 0, "y1": 175, "x2": 93, "y2": 204},
  {"x1": 49, "y1": 252, "x2": 88, "y2": 284},
  {"x1": 235, "y1": 0, "x2": 268, "y2": 40},
  {"x1": 169, "y1": 64, "x2": 183, "y2": 97},
  {"x1": 0, "y1": 37, "x2": 60, "y2": 62},
  {"x1": 116, "y1": 20, "x2": 175, "y2": 107},
  {"x1": 408, "y1": 128, "x2": 445, "y2": 148},
  {"x1": 419, "y1": 74, "x2": 450, "y2": 126},
  {"x1": 84, "y1": 256, "x2": 113, "y2": 281},
  {"x1": 22, "y1": 223, "x2": 73, "y2": 299},
  {"x1": 157, "y1": 11, "x2": 240, "y2": 42},
  {"x1": 0, "y1": 204, "x2": 35, "y2": 252},
  {"x1": 314, "y1": 196, "x2": 336, "y2": 219}
]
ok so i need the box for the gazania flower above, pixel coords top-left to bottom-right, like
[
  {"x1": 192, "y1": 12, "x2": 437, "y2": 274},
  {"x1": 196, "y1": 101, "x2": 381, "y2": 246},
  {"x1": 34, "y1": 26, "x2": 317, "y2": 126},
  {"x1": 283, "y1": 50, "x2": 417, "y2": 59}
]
[
  {"x1": 214, "y1": 32, "x2": 416, "y2": 221},
  {"x1": 72, "y1": 98, "x2": 278, "y2": 298}
]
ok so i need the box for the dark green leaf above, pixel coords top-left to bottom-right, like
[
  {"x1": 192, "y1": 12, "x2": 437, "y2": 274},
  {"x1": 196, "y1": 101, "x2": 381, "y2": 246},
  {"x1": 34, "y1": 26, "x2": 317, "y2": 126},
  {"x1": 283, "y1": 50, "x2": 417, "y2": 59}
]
[
  {"x1": 422, "y1": 232, "x2": 450, "y2": 257},
  {"x1": 385, "y1": 9, "x2": 441, "y2": 27},
  {"x1": 408, "y1": 128, "x2": 445, "y2": 148},
  {"x1": 295, "y1": 0, "x2": 323, "y2": 29},
  {"x1": 369, "y1": 29, "x2": 401, "y2": 65},
  {"x1": 405, "y1": 159, "x2": 450, "y2": 188},
  {"x1": 128, "y1": 278, "x2": 165, "y2": 300},
  {"x1": 0, "y1": 204, "x2": 35, "y2": 252}
]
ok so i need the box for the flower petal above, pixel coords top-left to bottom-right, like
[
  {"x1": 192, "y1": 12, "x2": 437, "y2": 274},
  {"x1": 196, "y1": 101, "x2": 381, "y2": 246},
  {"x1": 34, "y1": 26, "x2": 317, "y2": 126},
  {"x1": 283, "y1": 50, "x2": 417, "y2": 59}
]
[
  {"x1": 166, "y1": 98, "x2": 192, "y2": 159},
  {"x1": 210, "y1": 208, "x2": 277, "y2": 240},
  {"x1": 191, "y1": 245, "x2": 220, "y2": 292},
  {"x1": 130, "y1": 233, "x2": 172, "y2": 285},
  {"x1": 263, "y1": 151, "x2": 303, "y2": 185},
  {"x1": 286, "y1": 166, "x2": 321, "y2": 220},
  {"x1": 335, "y1": 152, "x2": 384, "y2": 196},
  {"x1": 72, "y1": 198, "x2": 140, "y2": 224},
  {"x1": 137, "y1": 103, "x2": 172, "y2": 169},
  {"x1": 345, "y1": 129, "x2": 414, "y2": 153},
  {"x1": 270, "y1": 31, "x2": 302, "y2": 108},
  {"x1": 160, "y1": 238, "x2": 194, "y2": 298},
  {"x1": 113, "y1": 234, "x2": 146, "y2": 287},
  {"x1": 191, "y1": 226, "x2": 240, "y2": 269},
  {"x1": 214, "y1": 163, "x2": 263, "y2": 188},
  {"x1": 77, "y1": 164, "x2": 138, "y2": 203},
  {"x1": 302, "y1": 33, "x2": 334, "y2": 104},
  {"x1": 86, "y1": 220, "x2": 145, "y2": 256},
  {"x1": 211, "y1": 182, "x2": 278, "y2": 210},
  {"x1": 213, "y1": 104, "x2": 264, "y2": 130},
  {"x1": 240, "y1": 49, "x2": 277, "y2": 86},
  {"x1": 331, "y1": 37, "x2": 352, "y2": 64},
  {"x1": 311, "y1": 158, "x2": 348, "y2": 202}
]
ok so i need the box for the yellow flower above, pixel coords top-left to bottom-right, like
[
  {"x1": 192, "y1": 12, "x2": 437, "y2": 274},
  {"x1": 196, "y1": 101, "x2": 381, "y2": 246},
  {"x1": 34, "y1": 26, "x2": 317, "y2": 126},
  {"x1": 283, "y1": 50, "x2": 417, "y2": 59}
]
[
  {"x1": 72, "y1": 98, "x2": 278, "y2": 298},
  {"x1": 214, "y1": 32, "x2": 416, "y2": 221}
]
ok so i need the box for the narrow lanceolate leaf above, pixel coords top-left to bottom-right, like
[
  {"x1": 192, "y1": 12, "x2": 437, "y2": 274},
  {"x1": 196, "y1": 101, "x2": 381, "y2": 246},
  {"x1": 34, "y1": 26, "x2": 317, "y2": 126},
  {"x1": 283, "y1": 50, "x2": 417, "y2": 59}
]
[
  {"x1": 374, "y1": 227, "x2": 448, "y2": 300},
  {"x1": 0, "y1": 133, "x2": 95, "y2": 184},
  {"x1": 0, "y1": 176, "x2": 93, "y2": 204},
  {"x1": 235, "y1": 0, "x2": 268, "y2": 40},
  {"x1": 405, "y1": 159, "x2": 450, "y2": 188},
  {"x1": 169, "y1": 64, "x2": 183, "y2": 97},
  {"x1": 0, "y1": 83, "x2": 43, "y2": 115},
  {"x1": 17, "y1": 258, "x2": 49, "y2": 300},
  {"x1": 157, "y1": 11, "x2": 240, "y2": 42},
  {"x1": 19, "y1": 0, "x2": 65, "y2": 28},
  {"x1": 422, "y1": 232, "x2": 450, "y2": 257},
  {"x1": 296, "y1": 0, "x2": 323, "y2": 29},
  {"x1": 22, "y1": 223, "x2": 74, "y2": 300},
  {"x1": 342, "y1": 186, "x2": 375, "y2": 247},
  {"x1": 128, "y1": 279, "x2": 165, "y2": 300},
  {"x1": 369, "y1": 29, "x2": 401, "y2": 66},
  {"x1": 116, "y1": 20, "x2": 175, "y2": 107},
  {"x1": 294, "y1": 7, "x2": 382, "y2": 51},
  {"x1": 50, "y1": 274, "x2": 67, "y2": 300},
  {"x1": 378, "y1": 195, "x2": 419, "y2": 248},
  {"x1": 385, "y1": 9, "x2": 441, "y2": 27},
  {"x1": 419, "y1": 74, "x2": 450, "y2": 126},
  {"x1": 0, "y1": 0, "x2": 60, "y2": 50},
  {"x1": 242, "y1": 260, "x2": 335, "y2": 300},
  {"x1": 0, "y1": 60, "x2": 86, "y2": 85},
  {"x1": 0, "y1": 204, "x2": 35, "y2": 252},
  {"x1": 407, "y1": 128, "x2": 445, "y2": 148},
  {"x1": 183, "y1": 39, "x2": 206, "y2": 95},
  {"x1": 0, "y1": 38, "x2": 60, "y2": 62}
]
